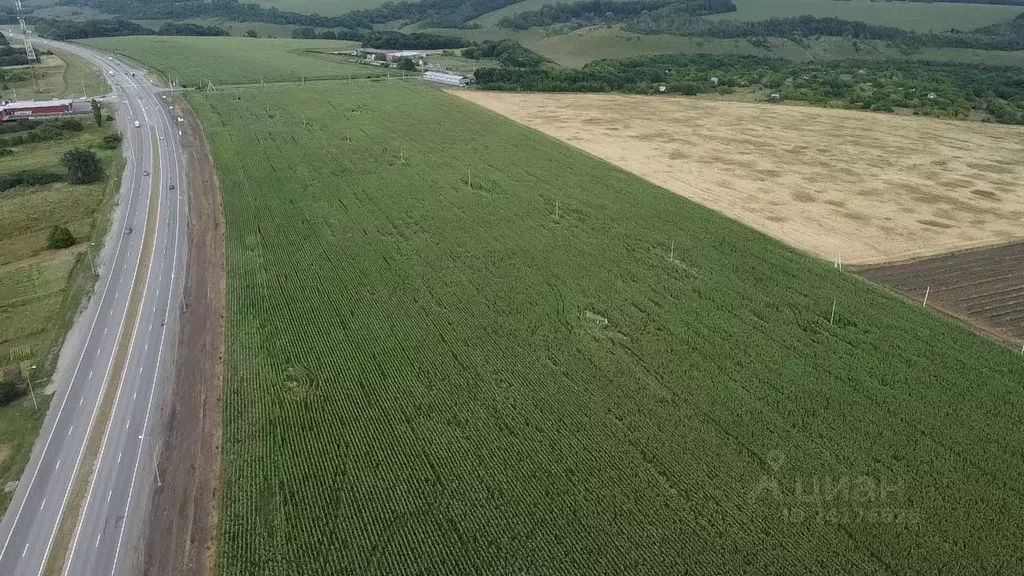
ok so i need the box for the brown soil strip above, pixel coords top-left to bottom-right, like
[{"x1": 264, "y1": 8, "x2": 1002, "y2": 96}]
[
  {"x1": 46, "y1": 129, "x2": 162, "y2": 576},
  {"x1": 139, "y1": 93, "x2": 225, "y2": 576},
  {"x1": 860, "y1": 242, "x2": 1024, "y2": 349}
]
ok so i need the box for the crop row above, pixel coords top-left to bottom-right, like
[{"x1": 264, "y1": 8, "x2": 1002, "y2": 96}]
[{"x1": 193, "y1": 81, "x2": 1024, "y2": 575}]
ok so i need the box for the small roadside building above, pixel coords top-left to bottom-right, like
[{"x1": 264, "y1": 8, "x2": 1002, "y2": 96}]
[
  {"x1": 0, "y1": 99, "x2": 75, "y2": 121},
  {"x1": 423, "y1": 71, "x2": 471, "y2": 87}
]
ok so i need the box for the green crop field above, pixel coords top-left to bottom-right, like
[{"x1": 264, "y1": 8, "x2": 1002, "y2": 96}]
[
  {"x1": 78, "y1": 36, "x2": 380, "y2": 86},
  {"x1": 192, "y1": 79, "x2": 1024, "y2": 575},
  {"x1": 710, "y1": 0, "x2": 1024, "y2": 32}
]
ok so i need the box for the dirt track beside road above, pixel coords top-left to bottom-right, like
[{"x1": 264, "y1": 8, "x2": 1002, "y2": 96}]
[{"x1": 140, "y1": 94, "x2": 225, "y2": 576}]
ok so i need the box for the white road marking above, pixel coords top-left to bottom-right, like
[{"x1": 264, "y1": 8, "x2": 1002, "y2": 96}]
[
  {"x1": 104, "y1": 327, "x2": 108, "y2": 335},
  {"x1": 89, "y1": 371, "x2": 94, "y2": 379},
  {"x1": 125, "y1": 420, "x2": 130, "y2": 430},
  {"x1": 68, "y1": 425, "x2": 74, "y2": 435},
  {"x1": 55, "y1": 460, "x2": 60, "y2": 471},
  {"x1": 107, "y1": 490, "x2": 112, "y2": 502},
  {"x1": 95, "y1": 534, "x2": 101, "y2": 549},
  {"x1": 22, "y1": 544, "x2": 28, "y2": 557},
  {"x1": 39, "y1": 499, "x2": 45, "y2": 510},
  {"x1": 117, "y1": 452, "x2": 122, "y2": 464},
  {"x1": 133, "y1": 390, "x2": 137, "y2": 401}
]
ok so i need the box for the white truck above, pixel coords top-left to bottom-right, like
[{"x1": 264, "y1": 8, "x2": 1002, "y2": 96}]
[{"x1": 134, "y1": 120, "x2": 141, "y2": 128}]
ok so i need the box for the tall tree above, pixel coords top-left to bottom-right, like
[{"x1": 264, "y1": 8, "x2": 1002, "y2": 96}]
[
  {"x1": 46, "y1": 225, "x2": 76, "y2": 249},
  {"x1": 90, "y1": 99, "x2": 102, "y2": 127},
  {"x1": 60, "y1": 148, "x2": 103, "y2": 184}
]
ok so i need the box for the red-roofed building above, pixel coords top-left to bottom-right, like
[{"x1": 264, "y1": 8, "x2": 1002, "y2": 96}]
[{"x1": 0, "y1": 99, "x2": 75, "y2": 121}]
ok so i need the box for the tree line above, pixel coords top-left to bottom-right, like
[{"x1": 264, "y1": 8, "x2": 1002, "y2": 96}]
[
  {"x1": 361, "y1": 31, "x2": 470, "y2": 49},
  {"x1": 54, "y1": 0, "x2": 526, "y2": 30},
  {"x1": 497, "y1": 0, "x2": 735, "y2": 30},
  {"x1": 463, "y1": 39, "x2": 550, "y2": 67},
  {"x1": 473, "y1": 53, "x2": 1024, "y2": 124},
  {"x1": 896, "y1": 0, "x2": 1024, "y2": 5},
  {"x1": 495, "y1": 2, "x2": 1024, "y2": 52},
  {"x1": 0, "y1": 30, "x2": 30, "y2": 66},
  {"x1": 34, "y1": 18, "x2": 228, "y2": 39},
  {"x1": 622, "y1": 14, "x2": 1024, "y2": 51}
]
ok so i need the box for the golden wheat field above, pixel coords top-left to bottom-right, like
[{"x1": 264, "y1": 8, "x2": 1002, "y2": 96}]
[{"x1": 456, "y1": 92, "x2": 1024, "y2": 264}]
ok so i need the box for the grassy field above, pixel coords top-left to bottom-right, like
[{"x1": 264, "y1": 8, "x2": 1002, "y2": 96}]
[
  {"x1": 2, "y1": 45, "x2": 110, "y2": 100},
  {"x1": 417, "y1": 25, "x2": 1024, "y2": 67},
  {"x1": 0, "y1": 118, "x2": 123, "y2": 514},
  {"x1": 78, "y1": 37, "x2": 376, "y2": 86},
  {"x1": 471, "y1": 0, "x2": 577, "y2": 26},
  {"x1": 193, "y1": 79, "x2": 1024, "y2": 575},
  {"x1": 710, "y1": 0, "x2": 1024, "y2": 32}
]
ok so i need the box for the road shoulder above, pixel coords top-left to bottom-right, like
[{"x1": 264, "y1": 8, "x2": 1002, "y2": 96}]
[{"x1": 140, "y1": 93, "x2": 225, "y2": 576}]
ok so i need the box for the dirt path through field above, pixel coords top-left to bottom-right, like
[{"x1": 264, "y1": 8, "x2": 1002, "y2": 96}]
[
  {"x1": 454, "y1": 92, "x2": 1024, "y2": 265},
  {"x1": 140, "y1": 94, "x2": 225, "y2": 576}
]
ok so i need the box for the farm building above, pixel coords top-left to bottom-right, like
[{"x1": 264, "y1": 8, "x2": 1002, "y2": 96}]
[
  {"x1": 424, "y1": 71, "x2": 471, "y2": 87},
  {"x1": 0, "y1": 98, "x2": 80, "y2": 121},
  {"x1": 351, "y1": 48, "x2": 428, "y2": 62}
]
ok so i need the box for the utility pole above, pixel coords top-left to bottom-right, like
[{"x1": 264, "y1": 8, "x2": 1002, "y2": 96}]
[
  {"x1": 923, "y1": 286, "x2": 930, "y2": 308},
  {"x1": 139, "y1": 434, "x2": 162, "y2": 487},
  {"x1": 87, "y1": 242, "x2": 97, "y2": 275},
  {"x1": 21, "y1": 362, "x2": 38, "y2": 410},
  {"x1": 81, "y1": 77, "x2": 87, "y2": 99},
  {"x1": 830, "y1": 299, "x2": 837, "y2": 326}
]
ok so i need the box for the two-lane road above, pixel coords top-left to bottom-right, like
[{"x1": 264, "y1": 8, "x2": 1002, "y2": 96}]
[{"x1": 0, "y1": 37, "x2": 187, "y2": 576}]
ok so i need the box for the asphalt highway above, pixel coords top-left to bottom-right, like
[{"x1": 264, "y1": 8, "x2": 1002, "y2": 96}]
[{"x1": 0, "y1": 37, "x2": 187, "y2": 576}]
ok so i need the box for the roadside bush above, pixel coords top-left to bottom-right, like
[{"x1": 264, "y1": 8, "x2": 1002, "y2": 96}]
[
  {"x1": 56, "y1": 118, "x2": 84, "y2": 132},
  {"x1": 0, "y1": 148, "x2": 11, "y2": 157},
  {"x1": 100, "y1": 133, "x2": 123, "y2": 149},
  {"x1": 60, "y1": 148, "x2": 102, "y2": 184},
  {"x1": 395, "y1": 57, "x2": 417, "y2": 71},
  {"x1": 0, "y1": 365, "x2": 24, "y2": 406},
  {"x1": 0, "y1": 170, "x2": 64, "y2": 192},
  {"x1": 47, "y1": 225, "x2": 76, "y2": 250}
]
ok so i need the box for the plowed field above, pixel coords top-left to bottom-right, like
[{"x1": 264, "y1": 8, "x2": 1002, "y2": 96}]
[{"x1": 862, "y1": 243, "x2": 1024, "y2": 347}]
